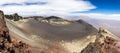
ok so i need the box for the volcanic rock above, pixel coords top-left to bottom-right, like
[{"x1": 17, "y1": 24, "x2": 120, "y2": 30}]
[
  {"x1": 81, "y1": 27, "x2": 120, "y2": 53},
  {"x1": 5, "y1": 13, "x2": 22, "y2": 21}
]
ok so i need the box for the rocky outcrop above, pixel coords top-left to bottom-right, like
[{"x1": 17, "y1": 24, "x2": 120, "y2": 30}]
[
  {"x1": 0, "y1": 10, "x2": 31, "y2": 53},
  {"x1": 5, "y1": 13, "x2": 22, "y2": 21},
  {"x1": 81, "y1": 27, "x2": 120, "y2": 53}
]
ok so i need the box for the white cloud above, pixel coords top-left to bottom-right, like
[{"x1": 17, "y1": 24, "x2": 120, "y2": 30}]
[
  {"x1": 0, "y1": 0, "x2": 96, "y2": 16},
  {"x1": 0, "y1": 0, "x2": 119, "y2": 20}
]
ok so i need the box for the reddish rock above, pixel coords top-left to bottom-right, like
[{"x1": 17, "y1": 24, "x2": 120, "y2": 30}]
[
  {"x1": 0, "y1": 10, "x2": 31, "y2": 53},
  {"x1": 81, "y1": 27, "x2": 120, "y2": 53}
]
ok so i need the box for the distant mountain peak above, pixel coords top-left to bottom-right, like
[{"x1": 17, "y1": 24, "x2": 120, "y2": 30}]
[{"x1": 45, "y1": 16, "x2": 62, "y2": 20}]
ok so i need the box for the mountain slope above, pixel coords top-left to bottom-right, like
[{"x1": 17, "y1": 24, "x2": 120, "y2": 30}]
[
  {"x1": 63, "y1": 16, "x2": 120, "y2": 37},
  {"x1": 8, "y1": 16, "x2": 97, "y2": 41},
  {"x1": 5, "y1": 15, "x2": 98, "y2": 53}
]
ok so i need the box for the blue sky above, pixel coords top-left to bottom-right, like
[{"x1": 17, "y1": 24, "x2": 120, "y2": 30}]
[
  {"x1": 88, "y1": 0, "x2": 120, "y2": 14},
  {"x1": 73, "y1": 0, "x2": 120, "y2": 14},
  {"x1": 0, "y1": 0, "x2": 120, "y2": 20}
]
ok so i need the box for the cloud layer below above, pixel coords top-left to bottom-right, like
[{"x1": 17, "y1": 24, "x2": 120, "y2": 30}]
[{"x1": 77, "y1": 13, "x2": 120, "y2": 20}]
